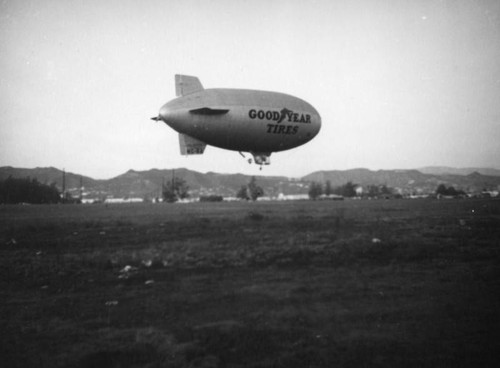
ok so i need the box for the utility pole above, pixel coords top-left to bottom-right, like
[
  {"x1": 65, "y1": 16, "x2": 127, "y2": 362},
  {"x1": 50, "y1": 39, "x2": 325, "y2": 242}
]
[
  {"x1": 160, "y1": 176, "x2": 165, "y2": 202},
  {"x1": 79, "y1": 176, "x2": 83, "y2": 202},
  {"x1": 62, "y1": 168, "x2": 66, "y2": 202}
]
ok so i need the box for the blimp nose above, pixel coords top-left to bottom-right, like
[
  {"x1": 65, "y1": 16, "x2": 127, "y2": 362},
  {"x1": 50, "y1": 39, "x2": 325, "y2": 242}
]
[
  {"x1": 151, "y1": 104, "x2": 175, "y2": 126},
  {"x1": 307, "y1": 112, "x2": 321, "y2": 140},
  {"x1": 159, "y1": 104, "x2": 171, "y2": 123}
]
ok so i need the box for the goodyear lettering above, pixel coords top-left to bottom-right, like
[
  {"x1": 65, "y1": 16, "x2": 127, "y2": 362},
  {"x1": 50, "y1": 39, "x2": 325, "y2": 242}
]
[
  {"x1": 249, "y1": 108, "x2": 311, "y2": 124},
  {"x1": 266, "y1": 124, "x2": 299, "y2": 135}
]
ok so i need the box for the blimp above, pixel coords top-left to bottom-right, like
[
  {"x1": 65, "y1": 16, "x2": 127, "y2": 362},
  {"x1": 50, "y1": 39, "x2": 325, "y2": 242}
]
[{"x1": 152, "y1": 75, "x2": 321, "y2": 166}]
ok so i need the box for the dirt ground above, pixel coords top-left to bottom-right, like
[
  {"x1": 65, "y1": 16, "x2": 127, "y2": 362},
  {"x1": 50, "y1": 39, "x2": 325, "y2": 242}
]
[{"x1": 1, "y1": 198, "x2": 499, "y2": 367}]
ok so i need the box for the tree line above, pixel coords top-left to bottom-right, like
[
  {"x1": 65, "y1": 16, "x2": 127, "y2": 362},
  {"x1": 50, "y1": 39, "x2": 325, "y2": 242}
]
[
  {"x1": 308, "y1": 180, "x2": 390, "y2": 199},
  {"x1": 309, "y1": 181, "x2": 469, "y2": 199},
  {"x1": 2, "y1": 175, "x2": 473, "y2": 205},
  {"x1": 309, "y1": 181, "x2": 394, "y2": 199},
  {"x1": 0, "y1": 177, "x2": 61, "y2": 204},
  {"x1": 162, "y1": 176, "x2": 265, "y2": 202}
]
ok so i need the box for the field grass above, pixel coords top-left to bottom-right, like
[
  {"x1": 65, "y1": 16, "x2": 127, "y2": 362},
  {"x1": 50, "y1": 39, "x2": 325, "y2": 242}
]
[{"x1": 1, "y1": 198, "x2": 499, "y2": 367}]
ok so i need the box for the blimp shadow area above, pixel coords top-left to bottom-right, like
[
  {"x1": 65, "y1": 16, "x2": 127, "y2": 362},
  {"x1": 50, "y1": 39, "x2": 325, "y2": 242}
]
[{"x1": 1, "y1": 199, "x2": 499, "y2": 367}]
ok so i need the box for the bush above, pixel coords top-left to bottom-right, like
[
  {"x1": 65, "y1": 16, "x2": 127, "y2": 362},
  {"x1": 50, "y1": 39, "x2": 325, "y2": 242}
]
[{"x1": 199, "y1": 195, "x2": 224, "y2": 202}]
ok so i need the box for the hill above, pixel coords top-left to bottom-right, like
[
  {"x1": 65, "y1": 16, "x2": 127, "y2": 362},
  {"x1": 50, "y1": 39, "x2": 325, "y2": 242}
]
[
  {"x1": 303, "y1": 168, "x2": 500, "y2": 195},
  {"x1": 0, "y1": 166, "x2": 99, "y2": 190},
  {"x1": 90, "y1": 168, "x2": 303, "y2": 199},
  {"x1": 0, "y1": 167, "x2": 305, "y2": 199},
  {"x1": 418, "y1": 166, "x2": 500, "y2": 177},
  {"x1": 1, "y1": 166, "x2": 499, "y2": 199}
]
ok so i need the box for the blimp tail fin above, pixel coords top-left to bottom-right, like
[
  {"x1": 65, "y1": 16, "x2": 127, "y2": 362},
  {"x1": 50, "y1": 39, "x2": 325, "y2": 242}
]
[
  {"x1": 178, "y1": 133, "x2": 206, "y2": 155},
  {"x1": 175, "y1": 74, "x2": 204, "y2": 96}
]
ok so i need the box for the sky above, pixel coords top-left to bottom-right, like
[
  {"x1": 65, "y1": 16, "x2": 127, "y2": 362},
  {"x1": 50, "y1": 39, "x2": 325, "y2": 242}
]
[{"x1": 1, "y1": 0, "x2": 499, "y2": 179}]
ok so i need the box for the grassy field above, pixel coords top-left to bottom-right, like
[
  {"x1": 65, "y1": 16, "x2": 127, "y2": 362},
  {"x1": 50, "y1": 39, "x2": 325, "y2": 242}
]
[{"x1": 1, "y1": 198, "x2": 499, "y2": 367}]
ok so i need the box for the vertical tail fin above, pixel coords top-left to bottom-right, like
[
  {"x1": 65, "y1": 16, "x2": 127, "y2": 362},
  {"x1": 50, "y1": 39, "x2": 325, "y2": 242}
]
[{"x1": 175, "y1": 75, "x2": 204, "y2": 96}]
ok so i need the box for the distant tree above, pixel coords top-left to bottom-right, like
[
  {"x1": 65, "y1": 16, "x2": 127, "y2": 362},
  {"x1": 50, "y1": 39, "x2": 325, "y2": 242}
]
[
  {"x1": 436, "y1": 184, "x2": 464, "y2": 196},
  {"x1": 237, "y1": 177, "x2": 264, "y2": 201},
  {"x1": 248, "y1": 176, "x2": 264, "y2": 201},
  {"x1": 380, "y1": 185, "x2": 392, "y2": 195},
  {"x1": 366, "y1": 184, "x2": 379, "y2": 197},
  {"x1": 436, "y1": 184, "x2": 447, "y2": 195},
  {"x1": 324, "y1": 180, "x2": 332, "y2": 196},
  {"x1": 162, "y1": 177, "x2": 189, "y2": 203},
  {"x1": 236, "y1": 185, "x2": 249, "y2": 200},
  {"x1": 365, "y1": 184, "x2": 393, "y2": 198},
  {"x1": 335, "y1": 181, "x2": 357, "y2": 198},
  {"x1": 308, "y1": 181, "x2": 323, "y2": 200}
]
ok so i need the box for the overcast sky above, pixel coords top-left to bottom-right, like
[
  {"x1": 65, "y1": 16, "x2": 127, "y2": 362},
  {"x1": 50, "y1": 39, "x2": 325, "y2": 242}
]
[{"x1": 1, "y1": 0, "x2": 499, "y2": 179}]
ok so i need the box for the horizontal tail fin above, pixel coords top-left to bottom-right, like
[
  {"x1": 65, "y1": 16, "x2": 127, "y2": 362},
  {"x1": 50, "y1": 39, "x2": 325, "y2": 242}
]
[
  {"x1": 175, "y1": 75, "x2": 203, "y2": 96},
  {"x1": 178, "y1": 133, "x2": 206, "y2": 155}
]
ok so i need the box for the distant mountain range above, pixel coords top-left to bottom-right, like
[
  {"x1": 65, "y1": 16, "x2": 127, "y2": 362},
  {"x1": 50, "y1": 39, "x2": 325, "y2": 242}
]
[
  {"x1": 1, "y1": 166, "x2": 499, "y2": 199},
  {"x1": 417, "y1": 166, "x2": 500, "y2": 177}
]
